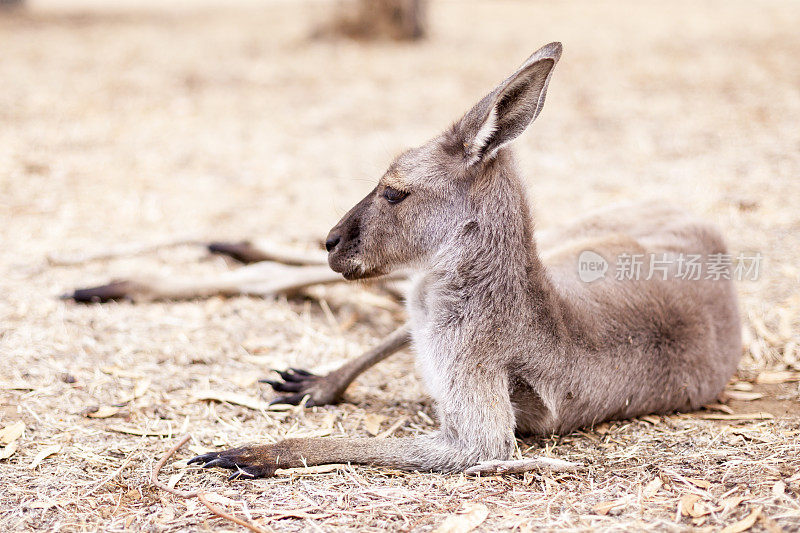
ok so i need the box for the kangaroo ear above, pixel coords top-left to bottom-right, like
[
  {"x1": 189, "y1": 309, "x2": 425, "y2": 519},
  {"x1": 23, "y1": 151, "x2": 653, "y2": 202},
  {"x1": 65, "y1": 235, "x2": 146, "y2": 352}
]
[{"x1": 458, "y1": 42, "x2": 562, "y2": 165}]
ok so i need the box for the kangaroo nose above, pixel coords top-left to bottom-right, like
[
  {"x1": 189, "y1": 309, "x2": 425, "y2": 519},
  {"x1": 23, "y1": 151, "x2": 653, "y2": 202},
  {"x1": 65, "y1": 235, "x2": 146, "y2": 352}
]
[{"x1": 325, "y1": 235, "x2": 341, "y2": 252}]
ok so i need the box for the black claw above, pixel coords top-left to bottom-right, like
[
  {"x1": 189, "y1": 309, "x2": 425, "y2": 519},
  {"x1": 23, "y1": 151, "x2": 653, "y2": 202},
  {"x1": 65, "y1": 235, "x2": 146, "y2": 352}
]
[
  {"x1": 269, "y1": 393, "x2": 308, "y2": 406},
  {"x1": 276, "y1": 369, "x2": 305, "y2": 382},
  {"x1": 263, "y1": 379, "x2": 304, "y2": 393},
  {"x1": 188, "y1": 452, "x2": 219, "y2": 466},
  {"x1": 201, "y1": 458, "x2": 226, "y2": 469},
  {"x1": 273, "y1": 381, "x2": 305, "y2": 393},
  {"x1": 289, "y1": 367, "x2": 314, "y2": 377}
]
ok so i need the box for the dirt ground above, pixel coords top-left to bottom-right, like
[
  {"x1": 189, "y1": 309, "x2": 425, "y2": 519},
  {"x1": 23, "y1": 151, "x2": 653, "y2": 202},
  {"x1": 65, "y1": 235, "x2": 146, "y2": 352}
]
[{"x1": 1, "y1": 0, "x2": 799, "y2": 531}]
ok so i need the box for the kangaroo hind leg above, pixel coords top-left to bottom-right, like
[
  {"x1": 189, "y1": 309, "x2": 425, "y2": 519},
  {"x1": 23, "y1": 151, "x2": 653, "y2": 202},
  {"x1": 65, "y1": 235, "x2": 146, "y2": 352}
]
[{"x1": 64, "y1": 262, "x2": 342, "y2": 303}]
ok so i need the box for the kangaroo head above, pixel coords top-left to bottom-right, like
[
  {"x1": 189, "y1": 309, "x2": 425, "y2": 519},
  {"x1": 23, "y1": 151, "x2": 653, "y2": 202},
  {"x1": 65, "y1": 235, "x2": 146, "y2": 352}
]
[{"x1": 326, "y1": 42, "x2": 562, "y2": 280}]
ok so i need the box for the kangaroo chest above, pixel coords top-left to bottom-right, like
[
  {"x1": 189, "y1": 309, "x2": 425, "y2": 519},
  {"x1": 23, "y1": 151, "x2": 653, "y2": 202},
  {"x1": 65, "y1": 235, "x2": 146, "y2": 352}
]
[{"x1": 406, "y1": 273, "x2": 456, "y2": 402}]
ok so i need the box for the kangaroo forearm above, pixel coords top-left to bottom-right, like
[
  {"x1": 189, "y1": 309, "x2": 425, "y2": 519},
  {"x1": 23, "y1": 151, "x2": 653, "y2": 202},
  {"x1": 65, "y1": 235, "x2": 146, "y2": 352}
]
[
  {"x1": 219, "y1": 434, "x2": 505, "y2": 477},
  {"x1": 331, "y1": 324, "x2": 411, "y2": 388},
  {"x1": 276, "y1": 437, "x2": 431, "y2": 470}
]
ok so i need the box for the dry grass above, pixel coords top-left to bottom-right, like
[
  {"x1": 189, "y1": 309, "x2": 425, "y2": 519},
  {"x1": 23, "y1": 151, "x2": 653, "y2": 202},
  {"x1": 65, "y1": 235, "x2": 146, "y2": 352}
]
[{"x1": 1, "y1": 0, "x2": 799, "y2": 531}]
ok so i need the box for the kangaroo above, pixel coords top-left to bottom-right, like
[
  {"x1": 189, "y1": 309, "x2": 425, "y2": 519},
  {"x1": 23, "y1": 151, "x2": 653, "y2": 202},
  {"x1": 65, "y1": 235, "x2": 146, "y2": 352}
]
[{"x1": 187, "y1": 42, "x2": 742, "y2": 477}]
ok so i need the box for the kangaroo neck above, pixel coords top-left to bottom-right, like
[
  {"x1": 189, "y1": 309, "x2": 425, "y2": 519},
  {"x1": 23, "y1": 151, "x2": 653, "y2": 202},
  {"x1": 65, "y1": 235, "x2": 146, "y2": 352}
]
[{"x1": 410, "y1": 160, "x2": 564, "y2": 350}]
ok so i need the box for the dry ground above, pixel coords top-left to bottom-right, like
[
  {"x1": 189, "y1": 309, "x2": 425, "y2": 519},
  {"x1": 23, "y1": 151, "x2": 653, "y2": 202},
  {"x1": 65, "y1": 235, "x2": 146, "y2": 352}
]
[{"x1": 1, "y1": 0, "x2": 800, "y2": 531}]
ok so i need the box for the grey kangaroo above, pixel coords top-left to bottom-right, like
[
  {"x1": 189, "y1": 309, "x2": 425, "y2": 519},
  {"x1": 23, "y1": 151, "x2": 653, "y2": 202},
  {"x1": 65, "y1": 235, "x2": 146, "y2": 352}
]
[{"x1": 183, "y1": 42, "x2": 742, "y2": 477}]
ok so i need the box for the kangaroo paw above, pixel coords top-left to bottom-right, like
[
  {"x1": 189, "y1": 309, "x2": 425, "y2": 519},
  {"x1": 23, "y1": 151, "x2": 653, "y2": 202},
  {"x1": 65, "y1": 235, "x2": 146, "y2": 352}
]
[
  {"x1": 188, "y1": 445, "x2": 278, "y2": 480},
  {"x1": 261, "y1": 368, "x2": 345, "y2": 407},
  {"x1": 208, "y1": 241, "x2": 269, "y2": 264},
  {"x1": 62, "y1": 281, "x2": 136, "y2": 303},
  {"x1": 465, "y1": 457, "x2": 579, "y2": 476}
]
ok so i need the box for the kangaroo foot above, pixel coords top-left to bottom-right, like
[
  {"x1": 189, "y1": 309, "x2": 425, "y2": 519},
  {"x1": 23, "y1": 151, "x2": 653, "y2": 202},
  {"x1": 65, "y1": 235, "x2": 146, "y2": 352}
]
[
  {"x1": 261, "y1": 368, "x2": 346, "y2": 407},
  {"x1": 465, "y1": 457, "x2": 579, "y2": 476},
  {"x1": 209, "y1": 240, "x2": 327, "y2": 266},
  {"x1": 62, "y1": 281, "x2": 137, "y2": 303}
]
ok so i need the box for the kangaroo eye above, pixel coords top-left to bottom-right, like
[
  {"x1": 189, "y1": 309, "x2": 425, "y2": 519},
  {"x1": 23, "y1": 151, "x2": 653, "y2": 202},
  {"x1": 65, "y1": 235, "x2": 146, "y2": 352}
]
[{"x1": 383, "y1": 186, "x2": 409, "y2": 204}]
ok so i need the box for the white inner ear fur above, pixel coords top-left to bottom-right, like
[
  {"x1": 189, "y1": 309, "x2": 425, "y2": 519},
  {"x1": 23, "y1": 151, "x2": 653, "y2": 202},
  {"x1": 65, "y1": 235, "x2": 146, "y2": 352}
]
[
  {"x1": 466, "y1": 57, "x2": 555, "y2": 167},
  {"x1": 468, "y1": 106, "x2": 498, "y2": 165}
]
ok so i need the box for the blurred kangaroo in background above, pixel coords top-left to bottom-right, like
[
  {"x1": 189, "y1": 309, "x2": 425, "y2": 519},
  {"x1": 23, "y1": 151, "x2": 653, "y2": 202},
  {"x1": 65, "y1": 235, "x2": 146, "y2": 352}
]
[{"x1": 183, "y1": 42, "x2": 742, "y2": 477}]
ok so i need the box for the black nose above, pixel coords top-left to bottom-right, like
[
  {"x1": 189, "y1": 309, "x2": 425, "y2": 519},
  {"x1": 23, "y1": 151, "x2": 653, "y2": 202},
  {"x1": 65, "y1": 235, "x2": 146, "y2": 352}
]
[{"x1": 325, "y1": 235, "x2": 341, "y2": 252}]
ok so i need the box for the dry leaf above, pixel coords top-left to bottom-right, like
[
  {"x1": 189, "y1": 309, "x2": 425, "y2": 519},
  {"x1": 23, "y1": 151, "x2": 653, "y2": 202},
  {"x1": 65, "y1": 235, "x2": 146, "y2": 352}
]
[
  {"x1": 0, "y1": 441, "x2": 19, "y2": 460},
  {"x1": 377, "y1": 416, "x2": 408, "y2": 439},
  {"x1": 725, "y1": 391, "x2": 764, "y2": 401},
  {"x1": 643, "y1": 477, "x2": 662, "y2": 498},
  {"x1": 0, "y1": 421, "x2": 25, "y2": 445},
  {"x1": 363, "y1": 413, "x2": 386, "y2": 436},
  {"x1": 756, "y1": 371, "x2": 800, "y2": 384},
  {"x1": 29, "y1": 444, "x2": 61, "y2": 469},
  {"x1": 167, "y1": 472, "x2": 184, "y2": 490},
  {"x1": 680, "y1": 494, "x2": 701, "y2": 516},
  {"x1": 593, "y1": 499, "x2": 626, "y2": 515},
  {"x1": 720, "y1": 496, "x2": 747, "y2": 512},
  {"x1": 685, "y1": 477, "x2": 712, "y2": 489},
  {"x1": 434, "y1": 503, "x2": 489, "y2": 533},
  {"x1": 124, "y1": 489, "x2": 142, "y2": 501},
  {"x1": 594, "y1": 422, "x2": 611, "y2": 434},
  {"x1": 640, "y1": 415, "x2": 661, "y2": 424},
  {"x1": 720, "y1": 507, "x2": 761, "y2": 533},
  {"x1": 704, "y1": 403, "x2": 734, "y2": 414},
  {"x1": 193, "y1": 390, "x2": 269, "y2": 410},
  {"x1": 698, "y1": 412, "x2": 774, "y2": 421},
  {"x1": 87, "y1": 406, "x2": 120, "y2": 419},
  {"x1": 690, "y1": 501, "x2": 712, "y2": 518},
  {"x1": 772, "y1": 481, "x2": 786, "y2": 497},
  {"x1": 319, "y1": 411, "x2": 336, "y2": 429}
]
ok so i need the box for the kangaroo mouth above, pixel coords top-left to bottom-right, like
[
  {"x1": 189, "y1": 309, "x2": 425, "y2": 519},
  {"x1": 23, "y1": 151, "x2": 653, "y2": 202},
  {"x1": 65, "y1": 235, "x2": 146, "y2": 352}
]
[
  {"x1": 328, "y1": 250, "x2": 387, "y2": 280},
  {"x1": 341, "y1": 265, "x2": 385, "y2": 281},
  {"x1": 329, "y1": 258, "x2": 383, "y2": 281}
]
